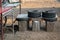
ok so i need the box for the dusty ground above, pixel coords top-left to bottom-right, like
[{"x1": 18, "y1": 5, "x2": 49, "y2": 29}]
[{"x1": 4, "y1": 31, "x2": 60, "y2": 40}]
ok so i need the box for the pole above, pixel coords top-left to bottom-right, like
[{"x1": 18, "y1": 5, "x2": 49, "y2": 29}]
[
  {"x1": 19, "y1": 0, "x2": 21, "y2": 14},
  {"x1": 0, "y1": 0, "x2": 4, "y2": 40},
  {"x1": 0, "y1": 14, "x2": 4, "y2": 40},
  {"x1": 45, "y1": 21, "x2": 47, "y2": 31},
  {"x1": 0, "y1": 14, "x2": 3, "y2": 40}
]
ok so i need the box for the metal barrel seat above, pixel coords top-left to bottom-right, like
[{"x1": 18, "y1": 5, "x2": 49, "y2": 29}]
[
  {"x1": 16, "y1": 14, "x2": 29, "y2": 31},
  {"x1": 42, "y1": 10, "x2": 57, "y2": 22},
  {"x1": 28, "y1": 10, "x2": 42, "y2": 31},
  {"x1": 42, "y1": 10, "x2": 58, "y2": 32}
]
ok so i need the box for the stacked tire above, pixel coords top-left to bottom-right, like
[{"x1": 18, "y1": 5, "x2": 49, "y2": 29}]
[
  {"x1": 28, "y1": 10, "x2": 41, "y2": 31},
  {"x1": 42, "y1": 10, "x2": 57, "y2": 22},
  {"x1": 28, "y1": 10, "x2": 41, "y2": 18}
]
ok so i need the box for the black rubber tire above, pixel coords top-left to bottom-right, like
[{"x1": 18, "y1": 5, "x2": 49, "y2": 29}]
[
  {"x1": 42, "y1": 12, "x2": 56, "y2": 18},
  {"x1": 43, "y1": 18, "x2": 57, "y2": 22},
  {"x1": 42, "y1": 10, "x2": 56, "y2": 18},
  {"x1": 28, "y1": 10, "x2": 41, "y2": 18}
]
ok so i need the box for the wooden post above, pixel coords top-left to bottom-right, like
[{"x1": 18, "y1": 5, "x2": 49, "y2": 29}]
[{"x1": 19, "y1": 0, "x2": 21, "y2": 14}]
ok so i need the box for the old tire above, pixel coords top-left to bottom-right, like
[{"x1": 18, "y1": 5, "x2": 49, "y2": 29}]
[
  {"x1": 28, "y1": 10, "x2": 41, "y2": 18},
  {"x1": 42, "y1": 10, "x2": 56, "y2": 18},
  {"x1": 44, "y1": 18, "x2": 57, "y2": 22}
]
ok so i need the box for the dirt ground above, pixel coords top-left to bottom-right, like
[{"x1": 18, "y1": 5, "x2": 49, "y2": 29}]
[{"x1": 4, "y1": 31, "x2": 60, "y2": 40}]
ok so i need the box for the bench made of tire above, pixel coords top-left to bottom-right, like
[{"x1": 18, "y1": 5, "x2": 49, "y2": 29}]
[
  {"x1": 43, "y1": 18, "x2": 57, "y2": 22},
  {"x1": 42, "y1": 10, "x2": 58, "y2": 32},
  {"x1": 42, "y1": 10, "x2": 56, "y2": 18},
  {"x1": 16, "y1": 14, "x2": 29, "y2": 31},
  {"x1": 28, "y1": 10, "x2": 41, "y2": 18}
]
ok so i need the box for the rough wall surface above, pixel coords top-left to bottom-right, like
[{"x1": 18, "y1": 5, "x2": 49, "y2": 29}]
[{"x1": 21, "y1": 0, "x2": 60, "y2": 8}]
